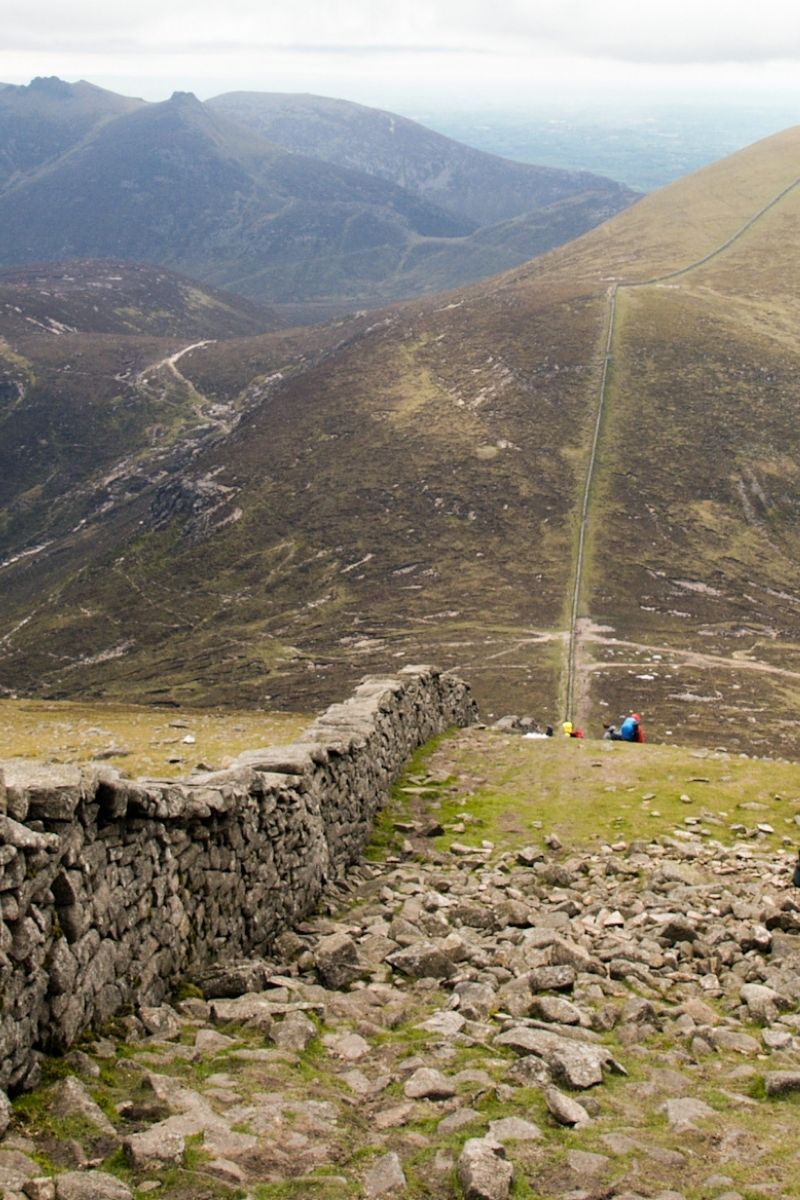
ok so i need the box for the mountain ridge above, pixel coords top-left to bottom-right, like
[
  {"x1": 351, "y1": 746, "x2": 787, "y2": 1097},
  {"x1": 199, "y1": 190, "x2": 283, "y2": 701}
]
[{"x1": 0, "y1": 78, "x2": 638, "y2": 315}]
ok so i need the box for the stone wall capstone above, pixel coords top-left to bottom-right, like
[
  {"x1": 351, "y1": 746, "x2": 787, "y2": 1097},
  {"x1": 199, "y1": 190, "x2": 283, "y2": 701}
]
[{"x1": 0, "y1": 665, "x2": 477, "y2": 1093}]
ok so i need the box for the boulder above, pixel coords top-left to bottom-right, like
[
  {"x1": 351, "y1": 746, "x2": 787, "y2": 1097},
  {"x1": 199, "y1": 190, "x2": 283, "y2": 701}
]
[
  {"x1": 48, "y1": 1078, "x2": 116, "y2": 1137},
  {"x1": 363, "y1": 1151, "x2": 407, "y2": 1198},
  {"x1": 764, "y1": 1071, "x2": 800, "y2": 1097},
  {"x1": 270, "y1": 1010, "x2": 317, "y2": 1052},
  {"x1": 403, "y1": 1068, "x2": 456, "y2": 1100},
  {"x1": 386, "y1": 941, "x2": 457, "y2": 980},
  {"x1": 488, "y1": 1116, "x2": 541, "y2": 1142},
  {"x1": 495, "y1": 1026, "x2": 623, "y2": 1089},
  {"x1": 123, "y1": 1126, "x2": 185, "y2": 1170},
  {"x1": 193, "y1": 960, "x2": 272, "y2": 998},
  {"x1": 314, "y1": 932, "x2": 364, "y2": 989},
  {"x1": 457, "y1": 1138, "x2": 513, "y2": 1200},
  {"x1": 544, "y1": 1085, "x2": 591, "y2": 1127}
]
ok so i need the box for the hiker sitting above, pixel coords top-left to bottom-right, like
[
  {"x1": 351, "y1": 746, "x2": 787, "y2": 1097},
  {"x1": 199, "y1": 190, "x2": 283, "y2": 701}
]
[
  {"x1": 619, "y1": 712, "x2": 645, "y2": 743},
  {"x1": 602, "y1": 721, "x2": 621, "y2": 741}
]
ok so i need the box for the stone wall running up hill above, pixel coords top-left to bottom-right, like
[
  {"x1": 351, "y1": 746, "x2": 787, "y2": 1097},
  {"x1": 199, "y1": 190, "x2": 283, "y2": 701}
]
[{"x1": 0, "y1": 665, "x2": 477, "y2": 1093}]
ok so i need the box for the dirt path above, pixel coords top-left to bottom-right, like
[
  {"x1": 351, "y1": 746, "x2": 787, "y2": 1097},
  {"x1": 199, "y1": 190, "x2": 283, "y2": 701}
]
[
  {"x1": 580, "y1": 625, "x2": 800, "y2": 682},
  {"x1": 137, "y1": 339, "x2": 216, "y2": 385}
]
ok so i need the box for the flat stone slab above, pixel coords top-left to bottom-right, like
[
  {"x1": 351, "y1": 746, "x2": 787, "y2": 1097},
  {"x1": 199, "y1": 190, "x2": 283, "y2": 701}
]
[{"x1": 55, "y1": 1172, "x2": 134, "y2": 1200}]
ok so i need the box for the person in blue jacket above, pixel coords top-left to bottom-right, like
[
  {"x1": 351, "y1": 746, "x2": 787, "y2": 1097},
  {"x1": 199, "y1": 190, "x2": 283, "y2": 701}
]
[{"x1": 619, "y1": 712, "x2": 645, "y2": 742}]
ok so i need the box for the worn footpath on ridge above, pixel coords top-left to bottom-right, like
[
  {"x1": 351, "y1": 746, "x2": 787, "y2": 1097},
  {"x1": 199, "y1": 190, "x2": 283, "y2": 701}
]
[{"x1": 5, "y1": 732, "x2": 800, "y2": 1200}]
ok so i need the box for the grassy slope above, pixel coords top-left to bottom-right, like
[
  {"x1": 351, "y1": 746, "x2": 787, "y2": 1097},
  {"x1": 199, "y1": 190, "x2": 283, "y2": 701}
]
[
  {"x1": 576, "y1": 136, "x2": 800, "y2": 755},
  {"x1": 0, "y1": 698, "x2": 309, "y2": 779},
  {"x1": 3, "y1": 128, "x2": 800, "y2": 747},
  {"x1": 419, "y1": 728, "x2": 800, "y2": 856}
]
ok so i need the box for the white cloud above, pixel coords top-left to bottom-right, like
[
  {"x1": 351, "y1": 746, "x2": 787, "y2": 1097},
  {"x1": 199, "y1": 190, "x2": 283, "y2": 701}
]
[
  {"x1": 2, "y1": 0, "x2": 800, "y2": 103},
  {"x1": 3, "y1": 0, "x2": 800, "y2": 62}
]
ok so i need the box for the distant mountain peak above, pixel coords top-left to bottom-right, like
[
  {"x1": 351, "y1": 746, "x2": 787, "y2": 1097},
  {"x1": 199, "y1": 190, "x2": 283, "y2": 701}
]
[{"x1": 23, "y1": 76, "x2": 74, "y2": 98}]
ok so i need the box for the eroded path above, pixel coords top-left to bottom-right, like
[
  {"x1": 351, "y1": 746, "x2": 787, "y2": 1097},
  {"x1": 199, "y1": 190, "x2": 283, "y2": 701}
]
[{"x1": 137, "y1": 340, "x2": 217, "y2": 385}]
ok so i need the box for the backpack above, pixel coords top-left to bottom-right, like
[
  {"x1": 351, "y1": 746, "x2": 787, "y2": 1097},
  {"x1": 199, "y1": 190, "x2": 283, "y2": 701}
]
[{"x1": 619, "y1": 716, "x2": 637, "y2": 741}]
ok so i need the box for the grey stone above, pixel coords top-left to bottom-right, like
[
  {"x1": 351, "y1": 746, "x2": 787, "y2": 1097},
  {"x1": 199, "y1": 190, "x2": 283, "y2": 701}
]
[
  {"x1": 363, "y1": 1151, "x2": 406, "y2": 1197},
  {"x1": 762, "y1": 1028, "x2": 792, "y2": 1051},
  {"x1": 326, "y1": 1032, "x2": 370, "y2": 1060},
  {"x1": 55, "y1": 1173, "x2": 133, "y2": 1200},
  {"x1": 0, "y1": 816, "x2": 55, "y2": 852},
  {"x1": 530, "y1": 995, "x2": 583, "y2": 1025},
  {"x1": 204, "y1": 1159, "x2": 247, "y2": 1185},
  {"x1": 123, "y1": 1127, "x2": 185, "y2": 1170},
  {"x1": 374, "y1": 1104, "x2": 415, "y2": 1130},
  {"x1": 270, "y1": 1010, "x2": 317, "y2": 1051},
  {"x1": 739, "y1": 984, "x2": 783, "y2": 1024},
  {"x1": 0, "y1": 1150, "x2": 41, "y2": 1193},
  {"x1": 661, "y1": 1097, "x2": 716, "y2": 1131},
  {"x1": 193, "y1": 1029, "x2": 237, "y2": 1057},
  {"x1": 23, "y1": 1179, "x2": 57, "y2": 1200},
  {"x1": 659, "y1": 917, "x2": 698, "y2": 944},
  {"x1": 438, "y1": 1108, "x2": 481, "y2": 1134},
  {"x1": 49, "y1": 1077, "x2": 116, "y2": 1137},
  {"x1": 543, "y1": 1086, "x2": 591, "y2": 1127},
  {"x1": 138, "y1": 1006, "x2": 182, "y2": 1040},
  {"x1": 567, "y1": 1149, "x2": 610, "y2": 1177},
  {"x1": 453, "y1": 981, "x2": 496, "y2": 1020},
  {"x1": 548, "y1": 935, "x2": 605, "y2": 976},
  {"x1": 210, "y1": 994, "x2": 275, "y2": 1032},
  {"x1": 764, "y1": 1071, "x2": 800, "y2": 1097},
  {"x1": 528, "y1": 965, "x2": 576, "y2": 993},
  {"x1": 315, "y1": 932, "x2": 363, "y2": 989},
  {"x1": 488, "y1": 1116, "x2": 541, "y2": 1142},
  {"x1": 403, "y1": 1068, "x2": 456, "y2": 1099},
  {"x1": 0, "y1": 1089, "x2": 11, "y2": 1136},
  {"x1": 495, "y1": 1026, "x2": 623, "y2": 1089},
  {"x1": 708, "y1": 1029, "x2": 760, "y2": 1056},
  {"x1": 457, "y1": 1138, "x2": 513, "y2": 1200},
  {"x1": 387, "y1": 940, "x2": 457, "y2": 979},
  {"x1": 417, "y1": 1010, "x2": 466, "y2": 1036}
]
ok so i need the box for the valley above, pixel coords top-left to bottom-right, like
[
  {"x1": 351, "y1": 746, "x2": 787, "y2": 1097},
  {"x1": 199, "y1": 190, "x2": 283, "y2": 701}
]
[{"x1": 1, "y1": 122, "x2": 800, "y2": 756}]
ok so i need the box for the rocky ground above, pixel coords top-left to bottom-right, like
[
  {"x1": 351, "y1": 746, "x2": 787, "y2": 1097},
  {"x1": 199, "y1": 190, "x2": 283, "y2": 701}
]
[{"x1": 4, "y1": 742, "x2": 800, "y2": 1200}]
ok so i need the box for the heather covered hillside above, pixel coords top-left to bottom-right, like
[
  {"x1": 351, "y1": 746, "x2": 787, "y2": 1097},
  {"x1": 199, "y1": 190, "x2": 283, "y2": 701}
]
[{"x1": 1, "y1": 127, "x2": 800, "y2": 753}]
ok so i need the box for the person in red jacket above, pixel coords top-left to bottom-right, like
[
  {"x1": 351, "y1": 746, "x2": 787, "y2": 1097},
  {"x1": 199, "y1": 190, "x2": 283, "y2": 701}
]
[{"x1": 631, "y1": 713, "x2": 646, "y2": 743}]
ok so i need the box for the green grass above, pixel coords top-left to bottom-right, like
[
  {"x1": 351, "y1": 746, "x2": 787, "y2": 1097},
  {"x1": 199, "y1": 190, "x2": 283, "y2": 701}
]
[
  {"x1": 415, "y1": 729, "x2": 800, "y2": 855},
  {"x1": 0, "y1": 697, "x2": 310, "y2": 778}
]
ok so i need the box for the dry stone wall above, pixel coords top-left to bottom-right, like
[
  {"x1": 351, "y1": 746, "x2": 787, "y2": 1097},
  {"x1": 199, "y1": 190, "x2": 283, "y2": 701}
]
[{"x1": 0, "y1": 665, "x2": 477, "y2": 1093}]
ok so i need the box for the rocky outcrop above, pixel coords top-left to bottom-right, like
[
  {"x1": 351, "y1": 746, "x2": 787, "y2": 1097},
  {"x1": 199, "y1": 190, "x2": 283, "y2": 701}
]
[{"x1": 0, "y1": 666, "x2": 477, "y2": 1093}]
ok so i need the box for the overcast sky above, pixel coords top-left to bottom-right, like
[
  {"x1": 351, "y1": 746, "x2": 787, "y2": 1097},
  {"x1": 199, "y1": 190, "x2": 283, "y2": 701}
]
[{"x1": 3, "y1": 0, "x2": 800, "y2": 108}]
